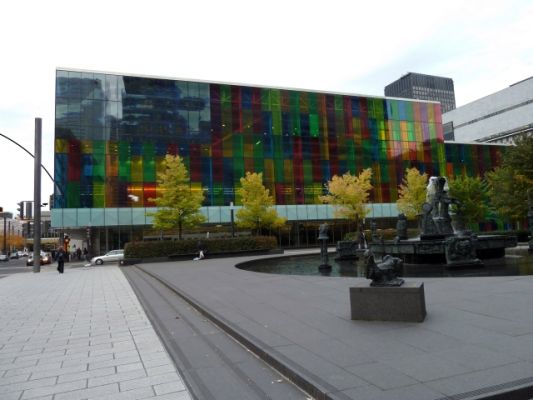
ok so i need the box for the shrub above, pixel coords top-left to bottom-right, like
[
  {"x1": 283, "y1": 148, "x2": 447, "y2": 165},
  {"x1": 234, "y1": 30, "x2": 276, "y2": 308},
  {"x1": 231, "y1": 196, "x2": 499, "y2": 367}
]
[{"x1": 124, "y1": 236, "x2": 278, "y2": 259}]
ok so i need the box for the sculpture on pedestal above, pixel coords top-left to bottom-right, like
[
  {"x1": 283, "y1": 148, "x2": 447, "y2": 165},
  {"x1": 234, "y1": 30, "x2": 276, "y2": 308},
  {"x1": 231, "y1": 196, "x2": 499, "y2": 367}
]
[{"x1": 364, "y1": 250, "x2": 404, "y2": 287}]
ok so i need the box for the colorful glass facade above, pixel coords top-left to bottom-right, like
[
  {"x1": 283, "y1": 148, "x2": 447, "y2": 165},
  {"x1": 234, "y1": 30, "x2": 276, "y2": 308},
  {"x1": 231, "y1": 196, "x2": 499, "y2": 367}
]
[
  {"x1": 55, "y1": 69, "x2": 453, "y2": 211},
  {"x1": 445, "y1": 142, "x2": 504, "y2": 177}
]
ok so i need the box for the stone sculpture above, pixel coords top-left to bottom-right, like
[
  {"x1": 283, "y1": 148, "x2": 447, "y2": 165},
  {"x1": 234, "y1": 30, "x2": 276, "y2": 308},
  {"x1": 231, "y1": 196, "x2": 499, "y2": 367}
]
[
  {"x1": 395, "y1": 213, "x2": 408, "y2": 242},
  {"x1": 365, "y1": 250, "x2": 404, "y2": 287}
]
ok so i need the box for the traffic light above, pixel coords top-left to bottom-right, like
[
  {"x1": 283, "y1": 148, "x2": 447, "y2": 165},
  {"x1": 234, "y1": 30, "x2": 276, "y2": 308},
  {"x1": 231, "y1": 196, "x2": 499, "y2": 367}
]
[{"x1": 17, "y1": 202, "x2": 24, "y2": 219}]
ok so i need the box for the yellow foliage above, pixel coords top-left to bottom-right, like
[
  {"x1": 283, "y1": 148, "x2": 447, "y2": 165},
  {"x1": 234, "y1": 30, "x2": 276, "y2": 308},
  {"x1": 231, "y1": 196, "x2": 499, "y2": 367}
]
[
  {"x1": 396, "y1": 167, "x2": 428, "y2": 220},
  {"x1": 319, "y1": 168, "x2": 373, "y2": 222}
]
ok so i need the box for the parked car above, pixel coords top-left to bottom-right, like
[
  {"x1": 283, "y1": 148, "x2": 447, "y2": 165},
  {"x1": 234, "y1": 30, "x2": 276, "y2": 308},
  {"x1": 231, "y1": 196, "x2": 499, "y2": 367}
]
[
  {"x1": 26, "y1": 251, "x2": 52, "y2": 266},
  {"x1": 10, "y1": 252, "x2": 19, "y2": 259},
  {"x1": 90, "y1": 250, "x2": 124, "y2": 265},
  {"x1": 0, "y1": 254, "x2": 8, "y2": 262}
]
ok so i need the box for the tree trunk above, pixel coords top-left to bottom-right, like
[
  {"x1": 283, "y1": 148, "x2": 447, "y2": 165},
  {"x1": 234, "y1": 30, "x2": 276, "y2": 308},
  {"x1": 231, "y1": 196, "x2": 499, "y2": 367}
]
[{"x1": 178, "y1": 220, "x2": 183, "y2": 240}]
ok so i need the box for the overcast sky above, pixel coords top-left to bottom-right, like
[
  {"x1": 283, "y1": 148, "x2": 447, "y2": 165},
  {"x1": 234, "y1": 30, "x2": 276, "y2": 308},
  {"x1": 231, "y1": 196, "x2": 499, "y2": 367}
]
[{"x1": 1, "y1": 0, "x2": 532, "y2": 215}]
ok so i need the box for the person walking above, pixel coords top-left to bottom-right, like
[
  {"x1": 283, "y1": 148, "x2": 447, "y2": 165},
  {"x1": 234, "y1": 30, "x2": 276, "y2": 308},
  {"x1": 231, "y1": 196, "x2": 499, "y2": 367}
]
[{"x1": 57, "y1": 246, "x2": 65, "y2": 274}]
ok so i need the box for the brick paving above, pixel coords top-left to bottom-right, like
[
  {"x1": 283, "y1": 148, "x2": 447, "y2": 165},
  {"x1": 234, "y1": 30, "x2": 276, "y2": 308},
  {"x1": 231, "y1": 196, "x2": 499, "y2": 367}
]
[{"x1": 0, "y1": 264, "x2": 191, "y2": 400}]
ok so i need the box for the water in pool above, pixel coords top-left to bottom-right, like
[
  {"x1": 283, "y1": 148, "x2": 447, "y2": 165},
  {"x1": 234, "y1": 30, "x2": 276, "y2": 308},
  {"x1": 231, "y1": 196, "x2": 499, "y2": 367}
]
[{"x1": 238, "y1": 250, "x2": 533, "y2": 278}]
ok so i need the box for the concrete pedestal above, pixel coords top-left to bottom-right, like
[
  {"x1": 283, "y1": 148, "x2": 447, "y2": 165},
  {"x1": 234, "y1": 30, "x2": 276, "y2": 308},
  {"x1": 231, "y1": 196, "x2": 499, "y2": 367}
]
[{"x1": 350, "y1": 282, "x2": 426, "y2": 323}]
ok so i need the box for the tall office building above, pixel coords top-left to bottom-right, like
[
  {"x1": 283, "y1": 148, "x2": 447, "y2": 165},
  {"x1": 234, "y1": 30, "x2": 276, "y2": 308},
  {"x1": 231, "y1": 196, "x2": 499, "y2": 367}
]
[{"x1": 385, "y1": 73, "x2": 456, "y2": 113}]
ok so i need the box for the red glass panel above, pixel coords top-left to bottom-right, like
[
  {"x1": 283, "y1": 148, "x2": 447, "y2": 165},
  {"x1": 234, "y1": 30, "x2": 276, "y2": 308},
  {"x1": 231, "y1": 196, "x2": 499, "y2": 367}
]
[{"x1": 144, "y1": 183, "x2": 156, "y2": 206}]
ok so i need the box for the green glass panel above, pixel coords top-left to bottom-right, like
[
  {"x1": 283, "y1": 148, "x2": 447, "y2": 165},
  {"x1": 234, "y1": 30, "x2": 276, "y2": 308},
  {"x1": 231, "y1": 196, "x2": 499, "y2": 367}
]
[
  {"x1": 390, "y1": 101, "x2": 399, "y2": 120},
  {"x1": 406, "y1": 102, "x2": 414, "y2": 121},
  {"x1": 93, "y1": 140, "x2": 105, "y2": 155},
  {"x1": 254, "y1": 158, "x2": 263, "y2": 173},
  {"x1": 335, "y1": 112, "x2": 345, "y2": 136},
  {"x1": 334, "y1": 95, "x2": 343, "y2": 111},
  {"x1": 233, "y1": 135, "x2": 243, "y2": 155},
  {"x1": 309, "y1": 114, "x2": 319, "y2": 137},
  {"x1": 273, "y1": 136, "x2": 283, "y2": 158},
  {"x1": 220, "y1": 85, "x2": 231, "y2": 103},
  {"x1": 93, "y1": 153, "x2": 105, "y2": 181},
  {"x1": 345, "y1": 140, "x2": 355, "y2": 162},
  {"x1": 429, "y1": 123, "x2": 436, "y2": 140},
  {"x1": 272, "y1": 111, "x2": 282, "y2": 135},
  {"x1": 308, "y1": 92, "x2": 317, "y2": 113},
  {"x1": 275, "y1": 159, "x2": 284, "y2": 182},
  {"x1": 290, "y1": 91, "x2": 299, "y2": 113},
  {"x1": 118, "y1": 142, "x2": 131, "y2": 181},
  {"x1": 67, "y1": 182, "x2": 80, "y2": 208},
  {"x1": 93, "y1": 182, "x2": 105, "y2": 207},
  {"x1": 291, "y1": 113, "x2": 301, "y2": 136},
  {"x1": 261, "y1": 89, "x2": 271, "y2": 111},
  {"x1": 253, "y1": 135, "x2": 264, "y2": 156},
  {"x1": 233, "y1": 157, "x2": 244, "y2": 179},
  {"x1": 271, "y1": 89, "x2": 280, "y2": 106},
  {"x1": 143, "y1": 143, "x2": 155, "y2": 181}
]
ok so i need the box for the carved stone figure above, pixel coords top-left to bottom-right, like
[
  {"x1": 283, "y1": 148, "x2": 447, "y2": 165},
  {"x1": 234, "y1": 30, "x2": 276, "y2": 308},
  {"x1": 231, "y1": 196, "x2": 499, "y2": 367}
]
[
  {"x1": 395, "y1": 213, "x2": 408, "y2": 242},
  {"x1": 365, "y1": 251, "x2": 404, "y2": 287},
  {"x1": 358, "y1": 221, "x2": 367, "y2": 249},
  {"x1": 421, "y1": 176, "x2": 457, "y2": 237},
  {"x1": 318, "y1": 222, "x2": 329, "y2": 240},
  {"x1": 444, "y1": 234, "x2": 480, "y2": 265},
  {"x1": 369, "y1": 219, "x2": 380, "y2": 243}
]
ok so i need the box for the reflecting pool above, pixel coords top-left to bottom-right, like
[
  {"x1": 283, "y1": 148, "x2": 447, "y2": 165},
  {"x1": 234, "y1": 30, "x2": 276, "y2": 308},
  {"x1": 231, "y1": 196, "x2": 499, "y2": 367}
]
[{"x1": 237, "y1": 250, "x2": 533, "y2": 278}]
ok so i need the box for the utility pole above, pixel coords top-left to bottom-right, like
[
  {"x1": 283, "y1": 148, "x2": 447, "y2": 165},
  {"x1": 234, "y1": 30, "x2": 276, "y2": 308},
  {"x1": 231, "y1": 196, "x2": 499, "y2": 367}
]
[
  {"x1": 2, "y1": 210, "x2": 6, "y2": 255},
  {"x1": 33, "y1": 118, "x2": 42, "y2": 273}
]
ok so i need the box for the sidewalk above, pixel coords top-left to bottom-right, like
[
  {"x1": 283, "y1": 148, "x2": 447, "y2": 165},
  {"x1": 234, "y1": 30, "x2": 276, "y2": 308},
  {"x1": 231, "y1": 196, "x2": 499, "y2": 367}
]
[{"x1": 0, "y1": 264, "x2": 192, "y2": 400}]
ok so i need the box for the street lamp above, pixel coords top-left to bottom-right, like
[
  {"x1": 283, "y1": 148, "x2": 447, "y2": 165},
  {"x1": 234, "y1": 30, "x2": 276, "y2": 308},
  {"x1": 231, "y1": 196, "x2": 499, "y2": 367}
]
[{"x1": 230, "y1": 202, "x2": 235, "y2": 238}]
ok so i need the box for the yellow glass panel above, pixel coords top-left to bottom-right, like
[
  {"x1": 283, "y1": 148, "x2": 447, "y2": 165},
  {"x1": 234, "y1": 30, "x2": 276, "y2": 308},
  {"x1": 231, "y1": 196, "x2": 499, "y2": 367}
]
[{"x1": 55, "y1": 138, "x2": 68, "y2": 153}]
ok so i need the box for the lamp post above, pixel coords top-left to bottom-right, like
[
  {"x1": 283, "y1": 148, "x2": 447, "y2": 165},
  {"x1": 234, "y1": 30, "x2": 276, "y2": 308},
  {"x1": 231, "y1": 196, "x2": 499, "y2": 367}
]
[
  {"x1": 33, "y1": 118, "x2": 42, "y2": 273},
  {"x1": 318, "y1": 222, "x2": 331, "y2": 273},
  {"x1": 2, "y1": 211, "x2": 6, "y2": 255},
  {"x1": 526, "y1": 188, "x2": 533, "y2": 251},
  {"x1": 230, "y1": 202, "x2": 235, "y2": 237}
]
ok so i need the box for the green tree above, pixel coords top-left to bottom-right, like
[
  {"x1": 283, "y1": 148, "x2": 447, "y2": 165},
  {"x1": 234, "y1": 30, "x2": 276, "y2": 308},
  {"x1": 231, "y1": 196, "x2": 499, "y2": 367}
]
[
  {"x1": 396, "y1": 167, "x2": 428, "y2": 220},
  {"x1": 149, "y1": 154, "x2": 205, "y2": 239},
  {"x1": 236, "y1": 172, "x2": 286, "y2": 235},
  {"x1": 319, "y1": 168, "x2": 373, "y2": 227},
  {"x1": 486, "y1": 136, "x2": 533, "y2": 224},
  {"x1": 448, "y1": 175, "x2": 490, "y2": 229},
  {"x1": 486, "y1": 166, "x2": 530, "y2": 224}
]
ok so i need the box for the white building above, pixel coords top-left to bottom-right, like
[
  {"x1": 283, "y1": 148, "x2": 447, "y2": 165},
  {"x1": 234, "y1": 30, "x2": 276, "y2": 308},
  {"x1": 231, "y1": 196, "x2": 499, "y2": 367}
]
[{"x1": 442, "y1": 77, "x2": 533, "y2": 144}]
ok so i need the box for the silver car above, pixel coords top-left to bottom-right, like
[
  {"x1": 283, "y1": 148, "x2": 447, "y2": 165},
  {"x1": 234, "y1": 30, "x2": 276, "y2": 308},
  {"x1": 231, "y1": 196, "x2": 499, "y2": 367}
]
[{"x1": 90, "y1": 250, "x2": 124, "y2": 265}]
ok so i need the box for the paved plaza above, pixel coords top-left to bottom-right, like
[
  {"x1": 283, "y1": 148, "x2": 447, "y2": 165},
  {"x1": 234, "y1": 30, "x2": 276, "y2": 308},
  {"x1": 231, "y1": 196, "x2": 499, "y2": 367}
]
[
  {"x1": 2, "y1": 250, "x2": 533, "y2": 399},
  {"x1": 137, "y1": 249, "x2": 533, "y2": 400},
  {"x1": 0, "y1": 264, "x2": 191, "y2": 400}
]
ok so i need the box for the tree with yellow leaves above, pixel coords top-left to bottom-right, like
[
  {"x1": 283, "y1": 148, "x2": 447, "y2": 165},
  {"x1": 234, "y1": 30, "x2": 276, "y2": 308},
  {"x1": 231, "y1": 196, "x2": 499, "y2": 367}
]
[
  {"x1": 236, "y1": 172, "x2": 286, "y2": 235},
  {"x1": 150, "y1": 154, "x2": 205, "y2": 240},
  {"x1": 396, "y1": 167, "x2": 428, "y2": 220},
  {"x1": 319, "y1": 168, "x2": 373, "y2": 227}
]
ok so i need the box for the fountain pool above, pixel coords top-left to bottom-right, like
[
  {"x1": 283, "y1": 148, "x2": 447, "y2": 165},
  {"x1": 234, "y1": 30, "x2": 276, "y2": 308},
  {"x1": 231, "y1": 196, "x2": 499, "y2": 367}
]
[{"x1": 236, "y1": 249, "x2": 533, "y2": 278}]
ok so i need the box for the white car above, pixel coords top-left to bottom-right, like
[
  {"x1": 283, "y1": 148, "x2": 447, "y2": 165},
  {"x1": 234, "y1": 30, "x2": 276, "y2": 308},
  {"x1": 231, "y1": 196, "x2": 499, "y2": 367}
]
[
  {"x1": 0, "y1": 254, "x2": 8, "y2": 262},
  {"x1": 90, "y1": 250, "x2": 124, "y2": 265}
]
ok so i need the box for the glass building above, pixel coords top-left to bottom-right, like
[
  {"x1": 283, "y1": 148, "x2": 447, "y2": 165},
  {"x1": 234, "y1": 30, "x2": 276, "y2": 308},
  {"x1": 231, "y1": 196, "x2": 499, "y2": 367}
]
[
  {"x1": 52, "y1": 69, "x2": 504, "y2": 250},
  {"x1": 385, "y1": 72, "x2": 456, "y2": 113}
]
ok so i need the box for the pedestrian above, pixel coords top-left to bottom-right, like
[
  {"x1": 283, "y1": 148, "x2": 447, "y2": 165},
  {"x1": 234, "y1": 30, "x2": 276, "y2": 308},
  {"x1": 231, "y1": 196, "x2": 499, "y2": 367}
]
[
  {"x1": 83, "y1": 248, "x2": 89, "y2": 261},
  {"x1": 194, "y1": 240, "x2": 206, "y2": 261},
  {"x1": 76, "y1": 247, "x2": 82, "y2": 261},
  {"x1": 57, "y1": 246, "x2": 65, "y2": 274}
]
